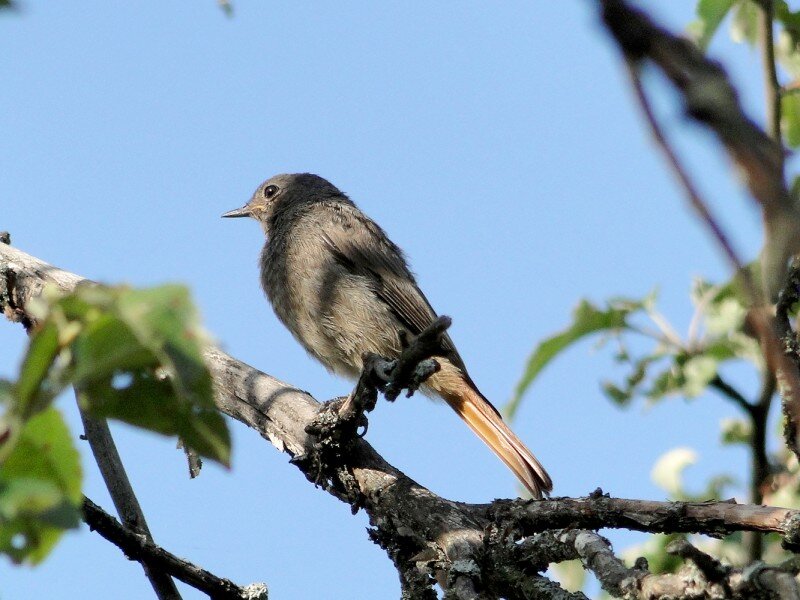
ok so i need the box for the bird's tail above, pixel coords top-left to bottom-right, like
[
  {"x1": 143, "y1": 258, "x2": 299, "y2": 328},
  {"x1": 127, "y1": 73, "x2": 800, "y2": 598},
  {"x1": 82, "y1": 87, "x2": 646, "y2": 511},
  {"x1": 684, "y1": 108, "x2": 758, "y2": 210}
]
[{"x1": 440, "y1": 379, "x2": 552, "y2": 499}]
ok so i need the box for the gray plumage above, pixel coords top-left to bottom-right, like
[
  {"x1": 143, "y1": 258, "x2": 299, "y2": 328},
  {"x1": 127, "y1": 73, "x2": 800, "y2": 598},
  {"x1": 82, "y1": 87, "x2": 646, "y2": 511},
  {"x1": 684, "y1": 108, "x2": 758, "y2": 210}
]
[{"x1": 223, "y1": 173, "x2": 552, "y2": 498}]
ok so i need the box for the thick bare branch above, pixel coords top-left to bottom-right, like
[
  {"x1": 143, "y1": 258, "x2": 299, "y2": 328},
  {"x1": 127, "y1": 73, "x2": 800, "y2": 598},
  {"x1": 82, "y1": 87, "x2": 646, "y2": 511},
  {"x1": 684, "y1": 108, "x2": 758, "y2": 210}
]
[
  {"x1": 6, "y1": 242, "x2": 800, "y2": 599},
  {"x1": 492, "y1": 495, "x2": 795, "y2": 538}
]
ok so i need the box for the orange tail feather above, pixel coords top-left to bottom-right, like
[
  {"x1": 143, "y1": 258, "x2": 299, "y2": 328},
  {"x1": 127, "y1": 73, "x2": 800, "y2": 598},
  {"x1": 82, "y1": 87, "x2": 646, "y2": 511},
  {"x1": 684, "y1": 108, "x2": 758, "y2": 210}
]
[{"x1": 441, "y1": 381, "x2": 552, "y2": 499}]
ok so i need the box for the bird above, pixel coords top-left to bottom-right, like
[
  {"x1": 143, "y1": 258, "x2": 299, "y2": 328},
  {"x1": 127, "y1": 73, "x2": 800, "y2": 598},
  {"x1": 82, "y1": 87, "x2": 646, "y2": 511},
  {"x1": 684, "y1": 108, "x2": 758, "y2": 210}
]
[{"x1": 222, "y1": 173, "x2": 552, "y2": 498}]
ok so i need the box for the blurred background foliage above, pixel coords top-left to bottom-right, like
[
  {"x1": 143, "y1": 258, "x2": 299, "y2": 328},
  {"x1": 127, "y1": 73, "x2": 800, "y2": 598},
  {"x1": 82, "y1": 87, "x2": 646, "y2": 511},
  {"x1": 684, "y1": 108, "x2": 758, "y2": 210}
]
[{"x1": 507, "y1": 0, "x2": 800, "y2": 594}]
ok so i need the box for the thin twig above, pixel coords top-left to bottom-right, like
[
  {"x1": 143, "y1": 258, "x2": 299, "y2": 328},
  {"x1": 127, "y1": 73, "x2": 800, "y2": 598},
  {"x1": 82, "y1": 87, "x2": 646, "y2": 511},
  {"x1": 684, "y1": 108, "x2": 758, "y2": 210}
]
[
  {"x1": 82, "y1": 498, "x2": 266, "y2": 600},
  {"x1": 709, "y1": 375, "x2": 755, "y2": 415},
  {"x1": 666, "y1": 538, "x2": 731, "y2": 583},
  {"x1": 759, "y1": 0, "x2": 784, "y2": 174},
  {"x1": 79, "y1": 405, "x2": 181, "y2": 599},
  {"x1": 624, "y1": 58, "x2": 751, "y2": 286},
  {"x1": 604, "y1": 0, "x2": 800, "y2": 465},
  {"x1": 745, "y1": 372, "x2": 777, "y2": 561}
]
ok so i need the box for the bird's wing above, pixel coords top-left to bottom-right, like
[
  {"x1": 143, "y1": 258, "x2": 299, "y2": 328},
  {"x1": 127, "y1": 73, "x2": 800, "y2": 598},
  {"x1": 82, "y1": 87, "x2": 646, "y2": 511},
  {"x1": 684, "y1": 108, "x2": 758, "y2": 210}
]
[{"x1": 319, "y1": 210, "x2": 466, "y2": 371}]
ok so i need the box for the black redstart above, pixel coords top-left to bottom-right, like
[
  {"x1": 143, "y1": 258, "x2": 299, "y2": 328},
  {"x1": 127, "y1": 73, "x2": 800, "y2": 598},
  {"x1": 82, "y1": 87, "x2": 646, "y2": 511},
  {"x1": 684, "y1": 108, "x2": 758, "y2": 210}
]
[{"x1": 223, "y1": 173, "x2": 552, "y2": 497}]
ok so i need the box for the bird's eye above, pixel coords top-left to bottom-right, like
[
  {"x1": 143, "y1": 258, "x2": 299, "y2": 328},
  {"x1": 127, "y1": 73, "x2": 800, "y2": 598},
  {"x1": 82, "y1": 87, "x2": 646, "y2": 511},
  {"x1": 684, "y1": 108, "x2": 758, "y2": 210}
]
[{"x1": 263, "y1": 185, "x2": 279, "y2": 199}]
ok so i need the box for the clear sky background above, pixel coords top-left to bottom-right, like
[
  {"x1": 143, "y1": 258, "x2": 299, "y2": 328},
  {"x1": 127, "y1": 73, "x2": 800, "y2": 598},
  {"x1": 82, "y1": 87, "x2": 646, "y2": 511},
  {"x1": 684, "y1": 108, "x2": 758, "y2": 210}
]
[{"x1": 0, "y1": 1, "x2": 782, "y2": 598}]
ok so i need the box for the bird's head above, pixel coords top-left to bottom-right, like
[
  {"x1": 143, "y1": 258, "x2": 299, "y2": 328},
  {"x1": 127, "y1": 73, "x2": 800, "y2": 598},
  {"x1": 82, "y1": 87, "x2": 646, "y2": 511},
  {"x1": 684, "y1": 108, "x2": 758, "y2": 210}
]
[{"x1": 222, "y1": 173, "x2": 345, "y2": 234}]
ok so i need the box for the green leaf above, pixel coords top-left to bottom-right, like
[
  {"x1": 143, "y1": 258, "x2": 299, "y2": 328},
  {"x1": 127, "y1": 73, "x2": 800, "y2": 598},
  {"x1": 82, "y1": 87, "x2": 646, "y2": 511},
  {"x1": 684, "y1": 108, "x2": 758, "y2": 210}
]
[
  {"x1": 647, "y1": 366, "x2": 685, "y2": 401},
  {"x1": 0, "y1": 380, "x2": 11, "y2": 407},
  {"x1": 0, "y1": 408, "x2": 82, "y2": 564},
  {"x1": 782, "y1": 93, "x2": 800, "y2": 147},
  {"x1": 712, "y1": 262, "x2": 761, "y2": 307},
  {"x1": 9, "y1": 283, "x2": 230, "y2": 467},
  {"x1": 702, "y1": 339, "x2": 739, "y2": 361},
  {"x1": 601, "y1": 381, "x2": 631, "y2": 406},
  {"x1": 0, "y1": 408, "x2": 82, "y2": 505},
  {"x1": 682, "y1": 355, "x2": 719, "y2": 397},
  {"x1": 689, "y1": 0, "x2": 736, "y2": 50},
  {"x1": 71, "y1": 314, "x2": 154, "y2": 383},
  {"x1": 776, "y1": 1, "x2": 800, "y2": 47},
  {"x1": 730, "y1": 0, "x2": 760, "y2": 45},
  {"x1": 68, "y1": 285, "x2": 230, "y2": 467},
  {"x1": 219, "y1": 0, "x2": 233, "y2": 17},
  {"x1": 14, "y1": 321, "x2": 62, "y2": 419},
  {"x1": 721, "y1": 417, "x2": 752, "y2": 445},
  {"x1": 620, "y1": 533, "x2": 685, "y2": 575},
  {"x1": 602, "y1": 355, "x2": 663, "y2": 408},
  {"x1": 507, "y1": 298, "x2": 642, "y2": 418}
]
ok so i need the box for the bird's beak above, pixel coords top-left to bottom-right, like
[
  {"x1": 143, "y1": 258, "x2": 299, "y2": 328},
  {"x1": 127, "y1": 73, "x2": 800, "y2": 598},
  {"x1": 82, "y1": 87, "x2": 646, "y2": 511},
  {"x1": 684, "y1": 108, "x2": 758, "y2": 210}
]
[{"x1": 221, "y1": 204, "x2": 252, "y2": 218}]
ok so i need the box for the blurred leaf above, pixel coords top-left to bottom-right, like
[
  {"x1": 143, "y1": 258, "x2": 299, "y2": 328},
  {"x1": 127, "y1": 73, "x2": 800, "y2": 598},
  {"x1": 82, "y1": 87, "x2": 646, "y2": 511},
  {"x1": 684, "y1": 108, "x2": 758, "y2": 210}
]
[
  {"x1": 704, "y1": 297, "x2": 747, "y2": 335},
  {"x1": 71, "y1": 315, "x2": 153, "y2": 383},
  {"x1": 776, "y1": 2, "x2": 800, "y2": 78},
  {"x1": 689, "y1": 0, "x2": 736, "y2": 49},
  {"x1": 776, "y1": 1, "x2": 800, "y2": 46},
  {"x1": 0, "y1": 380, "x2": 17, "y2": 466},
  {"x1": 507, "y1": 298, "x2": 645, "y2": 418},
  {"x1": 0, "y1": 408, "x2": 81, "y2": 564},
  {"x1": 601, "y1": 381, "x2": 631, "y2": 406},
  {"x1": 0, "y1": 380, "x2": 11, "y2": 406},
  {"x1": 703, "y1": 474, "x2": 736, "y2": 499},
  {"x1": 647, "y1": 365, "x2": 685, "y2": 401},
  {"x1": 14, "y1": 321, "x2": 61, "y2": 419},
  {"x1": 69, "y1": 285, "x2": 230, "y2": 467},
  {"x1": 682, "y1": 355, "x2": 719, "y2": 397},
  {"x1": 782, "y1": 93, "x2": 800, "y2": 147},
  {"x1": 9, "y1": 284, "x2": 230, "y2": 467},
  {"x1": 721, "y1": 417, "x2": 752, "y2": 445},
  {"x1": 620, "y1": 533, "x2": 684, "y2": 575},
  {"x1": 730, "y1": 0, "x2": 760, "y2": 45},
  {"x1": 553, "y1": 559, "x2": 585, "y2": 593},
  {"x1": 714, "y1": 262, "x2": 761, "y2": 305},
  {"x1": 218, "y1": 0, "x2": 233, "y2": 17},
  {"x1": 652, "y1": 447, "x2": 697, "y2": 498},
  {"x1": 702, "y1": 339, "x2": 739, "y2": 361},
  {"x1": 604, "y1": 354, "x2": 665, "y2": 407}
]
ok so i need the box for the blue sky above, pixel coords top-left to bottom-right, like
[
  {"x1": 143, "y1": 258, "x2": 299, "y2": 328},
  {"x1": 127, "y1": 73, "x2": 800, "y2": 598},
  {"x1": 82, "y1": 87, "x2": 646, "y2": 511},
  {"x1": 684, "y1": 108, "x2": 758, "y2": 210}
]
[{"x1": 0, "y1": 2, "x2": 779, "y2": 598}]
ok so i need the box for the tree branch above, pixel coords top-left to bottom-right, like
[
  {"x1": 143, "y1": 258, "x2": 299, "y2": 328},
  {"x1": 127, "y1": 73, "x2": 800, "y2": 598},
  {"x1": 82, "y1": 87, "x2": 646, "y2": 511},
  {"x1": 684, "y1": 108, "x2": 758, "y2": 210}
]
[
  {"x1": 709, "y1": 375, "x2": 756, "y2": 415},
  {"x1": 599, "y1": 0, "x2": 800, "y2": 469},
  {"x1": 82, "y1": 498, "x2": 267, "y2": 600},
  {"x1": 491, "y1": 494, "x2": 795, "y2": 538},
  {"x1": 747, "y1": 372, "x2": 777, "y2": 561},
  {"x1": 6, "y1": 243, "x2": 800, "y2": 599},
  {"x1": 305, "y1": 317, "x2": 448, "y2": 456},
  {"x1": 0, "y1": 232, "x2": 181, "y2": 598},
  {"x1": 759, "y1": 0, "x2": 783, "y2": 162},
  {"x1": 777, "y1": 257, "x2": 800, "y2": 458},
  {"x1": 79, "y1": 406, "x2": 181, "y2": 599}
]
